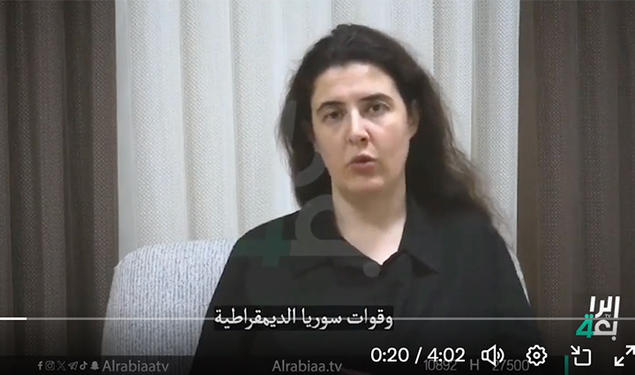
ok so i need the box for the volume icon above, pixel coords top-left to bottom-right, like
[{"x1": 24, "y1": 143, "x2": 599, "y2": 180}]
[{"x1": 481, "y1": 344, "x2": 505, "y2": 367}]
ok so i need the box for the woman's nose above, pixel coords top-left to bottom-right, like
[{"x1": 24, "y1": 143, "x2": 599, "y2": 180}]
[{"x1": 347, "y1": 110, "x2": 369, "y2": 144}]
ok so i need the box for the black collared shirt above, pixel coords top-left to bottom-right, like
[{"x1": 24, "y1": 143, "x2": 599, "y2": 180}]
[{"x1": 191, "y1": 194, "x2": 541, "y2": 373}]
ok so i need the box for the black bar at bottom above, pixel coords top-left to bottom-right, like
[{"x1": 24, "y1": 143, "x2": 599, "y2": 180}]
[{"x1": 0, "y1": 355, "x2": 626, "y2": 375}]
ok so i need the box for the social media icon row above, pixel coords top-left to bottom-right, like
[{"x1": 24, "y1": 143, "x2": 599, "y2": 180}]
[{"x1": 37, "y1": 360, "x2": 99, "y2": 371}]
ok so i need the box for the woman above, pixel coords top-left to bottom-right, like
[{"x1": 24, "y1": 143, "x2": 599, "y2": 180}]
[{"x1": 190, "y1": 24, "x2": 540, "y2": 374}]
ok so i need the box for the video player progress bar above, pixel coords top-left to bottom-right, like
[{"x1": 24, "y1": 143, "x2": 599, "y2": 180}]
[{"x1": 2, "y1": 317, "x2": 635, "y2": 321}]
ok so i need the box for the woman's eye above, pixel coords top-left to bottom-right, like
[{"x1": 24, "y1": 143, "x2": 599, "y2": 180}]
[
  {"x1": 368, "y1": 103, "x2": 387, "y2": 115},
  {"x1": 325, "y1": 111, "x2": 341, "y2": 121}
]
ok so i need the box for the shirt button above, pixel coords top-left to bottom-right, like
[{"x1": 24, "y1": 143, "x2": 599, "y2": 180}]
[{"x1": 362, "y1": 261, "x2": 381, "y2": 278}]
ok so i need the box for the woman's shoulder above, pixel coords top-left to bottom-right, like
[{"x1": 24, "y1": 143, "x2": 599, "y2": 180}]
[
  {"x1": 237, "y1": 210, "x2": 300, "y2": 241},
  {"x1": 433, "y1": 206, "x2": 495, "y2": 237},
  {"x1": 228, "y1": 210, "x2": 302, "y2": 259},
  {"x1": 429, "y1": 207, "x2": 508, "y2": 258}
]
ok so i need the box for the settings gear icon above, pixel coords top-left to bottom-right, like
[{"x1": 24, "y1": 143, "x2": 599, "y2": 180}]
[{"x1": 526, "y1": 345, "x2": 548, "y2": 366}]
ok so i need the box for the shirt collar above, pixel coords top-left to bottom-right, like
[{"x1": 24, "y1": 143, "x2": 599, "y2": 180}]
[{"x1": 287, "y1": 193, "x2": 443, "y2": 277}]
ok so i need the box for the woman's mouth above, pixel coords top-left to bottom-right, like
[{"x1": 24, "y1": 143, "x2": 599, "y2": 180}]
[{"x1": 349, "y1": 157, "x2": 377, "y2": 172}]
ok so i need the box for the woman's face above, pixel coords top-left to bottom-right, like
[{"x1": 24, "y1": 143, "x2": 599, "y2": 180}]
[{"x1": 310, "y1": 62, "x2": 418, "y2": 196}]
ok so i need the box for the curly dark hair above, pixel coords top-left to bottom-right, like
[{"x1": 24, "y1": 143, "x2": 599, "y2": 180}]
[{"x1": 276, "y1": 23, "x2": 493, "y2": 223}]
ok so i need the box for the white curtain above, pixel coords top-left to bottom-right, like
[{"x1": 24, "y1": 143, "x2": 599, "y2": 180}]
[{"x1": 115, "y1": 0, "x2": 521, "y2": 281}]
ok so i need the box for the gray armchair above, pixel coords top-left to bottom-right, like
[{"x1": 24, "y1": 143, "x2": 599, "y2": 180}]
[{"x1": 101, "y1": 239, "x2": 235, "y2": 357}]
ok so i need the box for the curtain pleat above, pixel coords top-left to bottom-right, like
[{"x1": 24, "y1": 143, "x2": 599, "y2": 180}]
[{"x1": 0, "y1": 0, "x2": 16, "y2": 356}]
